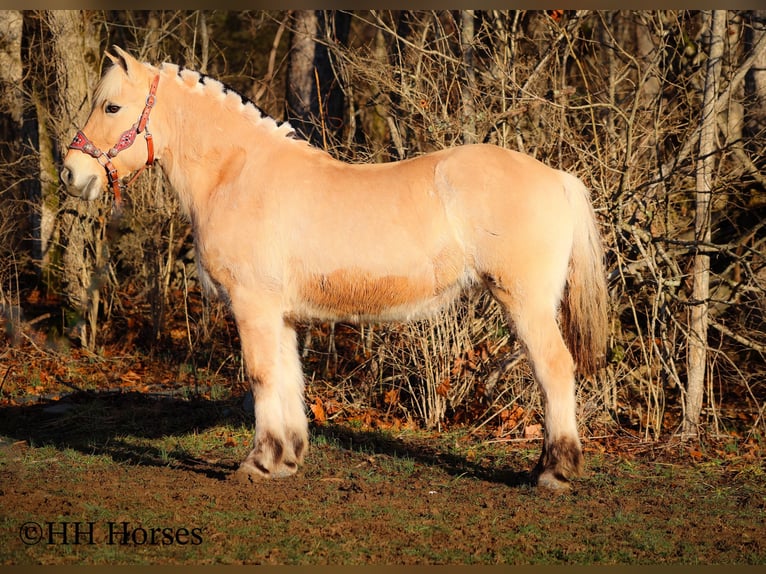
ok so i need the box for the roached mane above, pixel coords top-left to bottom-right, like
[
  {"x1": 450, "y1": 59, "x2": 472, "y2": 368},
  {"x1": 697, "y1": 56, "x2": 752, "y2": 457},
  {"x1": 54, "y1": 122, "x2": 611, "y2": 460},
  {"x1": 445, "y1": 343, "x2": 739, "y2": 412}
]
[{"x1": 94, "y1": 56, "x2": 301, "y2": 142}]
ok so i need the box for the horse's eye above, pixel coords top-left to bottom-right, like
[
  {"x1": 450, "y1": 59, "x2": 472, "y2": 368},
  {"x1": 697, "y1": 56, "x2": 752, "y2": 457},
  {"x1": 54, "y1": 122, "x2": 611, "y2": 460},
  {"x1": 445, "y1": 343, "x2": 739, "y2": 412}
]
[{"x1": 105, "y1": 103, "x2": 121, "y2": 114}]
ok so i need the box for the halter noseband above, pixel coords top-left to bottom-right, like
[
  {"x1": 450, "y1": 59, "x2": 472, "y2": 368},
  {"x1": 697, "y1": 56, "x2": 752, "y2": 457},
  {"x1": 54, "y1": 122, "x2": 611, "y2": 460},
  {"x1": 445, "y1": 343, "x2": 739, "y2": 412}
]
[{"x1": 68, "y1": 74, "x2": 160, "y2": 207}]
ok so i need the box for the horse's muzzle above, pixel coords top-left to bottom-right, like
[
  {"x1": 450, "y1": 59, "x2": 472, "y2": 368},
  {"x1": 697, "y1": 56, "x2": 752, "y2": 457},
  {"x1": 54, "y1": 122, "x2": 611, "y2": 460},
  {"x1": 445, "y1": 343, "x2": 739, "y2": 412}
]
[{"x1": 60, "y1": 166, "x2": 102, "y2": 200}]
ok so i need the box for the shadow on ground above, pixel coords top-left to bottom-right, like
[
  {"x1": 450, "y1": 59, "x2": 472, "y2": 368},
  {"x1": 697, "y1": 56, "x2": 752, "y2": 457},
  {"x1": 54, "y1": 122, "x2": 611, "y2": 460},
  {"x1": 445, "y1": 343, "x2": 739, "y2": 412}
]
[
  {"x1": 0, "y1": 391, "x2": 534, "y2": 487},
  {"x1": 313, "y1": 423, "x2": 532, "y2": 487}
]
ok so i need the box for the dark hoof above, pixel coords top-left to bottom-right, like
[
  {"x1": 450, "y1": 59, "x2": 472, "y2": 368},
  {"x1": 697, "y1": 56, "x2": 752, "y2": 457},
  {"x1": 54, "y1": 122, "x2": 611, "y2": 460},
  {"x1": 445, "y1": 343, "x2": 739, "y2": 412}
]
[
  {"x1": 232, "y1": 462, "x2": 264, "y2": 485},
  {"x1": 233, "y1": 438, "x2": 300, "y2": 484},
  {"x1": 535, "y1": 470, "x2": 572, "y2": 491},
  {"x1": 534, "y1": 436, "x2": 583, "y2": 490}
]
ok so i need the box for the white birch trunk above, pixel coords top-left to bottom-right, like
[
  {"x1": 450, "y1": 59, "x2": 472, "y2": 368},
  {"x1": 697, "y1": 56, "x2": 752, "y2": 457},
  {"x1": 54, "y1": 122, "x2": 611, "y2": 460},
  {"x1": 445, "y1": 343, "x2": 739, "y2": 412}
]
[
  {"x1": 461, "y1": 10, "x2": 476, "y2": 145},
  {"x1": 685, "y1": 10, "x2": 727, "y2": 436}
]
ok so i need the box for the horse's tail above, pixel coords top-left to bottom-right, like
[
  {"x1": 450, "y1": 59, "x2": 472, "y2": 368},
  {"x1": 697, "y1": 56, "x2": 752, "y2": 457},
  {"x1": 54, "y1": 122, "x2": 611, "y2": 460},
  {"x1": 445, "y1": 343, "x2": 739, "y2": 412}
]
[{"x1": 559, "y1": 172, "x2": 608, "y2": 376}]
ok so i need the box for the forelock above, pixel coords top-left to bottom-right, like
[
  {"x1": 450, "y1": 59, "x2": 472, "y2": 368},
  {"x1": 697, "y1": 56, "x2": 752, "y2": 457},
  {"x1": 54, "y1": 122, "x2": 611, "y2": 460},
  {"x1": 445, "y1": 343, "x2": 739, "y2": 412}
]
[{"x1": 93, "y1": 64, "x2": 124, "y2": 107}]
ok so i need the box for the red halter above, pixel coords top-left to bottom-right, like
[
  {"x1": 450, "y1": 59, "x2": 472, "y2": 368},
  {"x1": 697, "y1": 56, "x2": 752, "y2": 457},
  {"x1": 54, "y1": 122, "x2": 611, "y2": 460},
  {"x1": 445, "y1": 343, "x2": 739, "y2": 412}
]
[{"x1": 68, "y1": 74, "x2": 160, "y2": 207}]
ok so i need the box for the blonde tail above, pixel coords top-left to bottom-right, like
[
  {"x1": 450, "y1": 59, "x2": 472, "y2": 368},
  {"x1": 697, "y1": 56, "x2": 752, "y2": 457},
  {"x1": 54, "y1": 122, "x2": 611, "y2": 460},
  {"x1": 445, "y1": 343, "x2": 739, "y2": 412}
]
[{"x1": 560, "y1": 172, "x2": 608, "y2": 376}]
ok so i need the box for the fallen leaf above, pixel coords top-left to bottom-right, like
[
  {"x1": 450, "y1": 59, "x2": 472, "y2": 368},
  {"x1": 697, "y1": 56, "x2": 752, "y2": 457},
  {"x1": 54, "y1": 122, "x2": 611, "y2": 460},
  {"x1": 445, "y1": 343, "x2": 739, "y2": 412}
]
[
  {"x1": 523, "y1": 424, "x2": 543, "y2": 439},
  {"x1": 384, "y1": 389, "x2": 399, "y2": 405},
  {"x1": 689, "y1": 447, "x2": 703, "y2": 460},
  {"x1": 310, "y1": 397, "x2": 326, "y2": 424}
]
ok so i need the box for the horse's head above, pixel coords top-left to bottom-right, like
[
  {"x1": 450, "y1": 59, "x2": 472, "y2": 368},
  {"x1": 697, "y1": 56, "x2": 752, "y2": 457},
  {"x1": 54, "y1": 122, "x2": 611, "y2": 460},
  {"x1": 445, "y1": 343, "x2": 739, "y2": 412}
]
[{"x1": 60, "y1": 46, "x2": 159, "y2": 202}]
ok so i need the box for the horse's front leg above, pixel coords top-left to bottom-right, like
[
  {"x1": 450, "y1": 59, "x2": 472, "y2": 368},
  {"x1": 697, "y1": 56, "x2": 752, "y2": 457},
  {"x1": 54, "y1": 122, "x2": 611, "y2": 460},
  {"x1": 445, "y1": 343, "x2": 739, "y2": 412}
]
[{"x1": 230, "y1": 290, "x2": 308, "y2": 482}]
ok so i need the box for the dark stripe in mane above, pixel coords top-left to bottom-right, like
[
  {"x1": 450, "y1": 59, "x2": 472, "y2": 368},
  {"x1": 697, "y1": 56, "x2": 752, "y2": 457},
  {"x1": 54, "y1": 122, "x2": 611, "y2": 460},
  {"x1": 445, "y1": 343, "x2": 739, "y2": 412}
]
[{"x1": 175, "y1": 66, "x2": 301, "y2": 140}]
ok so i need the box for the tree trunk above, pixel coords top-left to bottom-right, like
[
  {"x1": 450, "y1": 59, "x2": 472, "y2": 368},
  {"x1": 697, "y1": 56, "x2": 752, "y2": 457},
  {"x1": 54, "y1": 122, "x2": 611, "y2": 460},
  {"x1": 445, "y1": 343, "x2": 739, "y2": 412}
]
[
  {"x1": 285, "y1": 10, "x2": 349, "y2": 149},
  {"x1": 745, "y1": 11, "x2": 766, "y2": 142},
  {"x1": 367, "y1": 26, "x2": 398, "y2": 159},
  {"x1": 47, "y1": 10, "x2": 103, "y2": 349},
  {"x1": 0, "y1": 10, "x2": 24, "y2": 200},
  {"x1": 17, "y1": 12, "x2": 57, "y2": 281},
  {"x1": 286, "y1": 10, "x2": 318, "y2": 140},
  {"x1": 635, "y1": 12, "x2": 662, "y2": 107},
  {"x1": 685, "y1": 10, "x2": 727, "y2": 436},
  {"x1": 0, "y1": 10, "x2": 24, "y2": 301},
  {"x1": 745, "y1": 11, "x2": 766, "y2": 318},
  {"x1": 0, "y1": 11, "x2": 23, "y2": 137},
  {"x1": 460, "y1": 10, "x2": 477, "y2": 144}
]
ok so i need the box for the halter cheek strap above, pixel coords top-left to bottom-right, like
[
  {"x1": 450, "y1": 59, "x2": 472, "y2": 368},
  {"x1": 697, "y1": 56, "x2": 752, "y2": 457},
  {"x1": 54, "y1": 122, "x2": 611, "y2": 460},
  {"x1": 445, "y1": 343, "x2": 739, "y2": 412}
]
[{"x1": 68, "y1": 74, "x2": 160, "y2": 207}]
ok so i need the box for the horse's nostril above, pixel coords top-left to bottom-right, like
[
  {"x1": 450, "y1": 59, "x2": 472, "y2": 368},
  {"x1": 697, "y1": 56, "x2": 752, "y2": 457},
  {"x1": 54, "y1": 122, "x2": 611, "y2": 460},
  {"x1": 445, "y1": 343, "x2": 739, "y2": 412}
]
[{"x1": 60, "y1": 167, "x2": 72, "y2": 187}]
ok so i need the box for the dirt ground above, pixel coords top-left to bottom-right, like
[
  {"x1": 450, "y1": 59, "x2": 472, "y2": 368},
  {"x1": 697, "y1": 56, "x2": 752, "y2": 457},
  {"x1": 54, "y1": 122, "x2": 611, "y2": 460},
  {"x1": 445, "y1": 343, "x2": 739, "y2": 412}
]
[{"x1": 1, "y1": 390, "x2": 764, "y2": 565}]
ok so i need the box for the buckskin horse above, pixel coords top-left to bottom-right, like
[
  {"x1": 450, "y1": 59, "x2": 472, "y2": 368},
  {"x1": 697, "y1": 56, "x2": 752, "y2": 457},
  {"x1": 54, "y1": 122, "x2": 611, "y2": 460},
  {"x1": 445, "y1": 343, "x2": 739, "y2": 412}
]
[{"x1": 60, "y1": 47, "x2": 608, "y2": 490}]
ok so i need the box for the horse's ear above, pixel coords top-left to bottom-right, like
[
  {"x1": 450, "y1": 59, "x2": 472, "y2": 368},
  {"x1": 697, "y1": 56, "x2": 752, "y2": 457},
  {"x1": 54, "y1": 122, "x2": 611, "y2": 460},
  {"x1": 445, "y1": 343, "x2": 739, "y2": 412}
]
[{"x1": 109, "y1": 46, "x2": 141, "y2": 77}]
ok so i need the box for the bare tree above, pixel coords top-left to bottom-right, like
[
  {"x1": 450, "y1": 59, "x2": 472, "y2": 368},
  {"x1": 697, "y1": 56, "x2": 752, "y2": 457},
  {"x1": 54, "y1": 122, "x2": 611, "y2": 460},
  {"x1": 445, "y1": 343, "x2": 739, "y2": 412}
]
[
  {"x1": 460, "y1": 10, "x2": 477, "y2": 144},
  {"x1": 285, "y1": 10, "x2": 350, "y2": 149},
  {"x1": 685, "y1": 10, "x2": 727, "y2": 436},
  {"x1": 0, "y1": 10, "x2": 24, "y2": 301},
  {"x1": 0, "y1": 11, "x2": 23, "y2": 143},
  {"x1": 48, "y1": 10, "x2": 104, "y2": 349},
  {"x1": 745, "y1": 10, "x2": 766, "y2": 141}
]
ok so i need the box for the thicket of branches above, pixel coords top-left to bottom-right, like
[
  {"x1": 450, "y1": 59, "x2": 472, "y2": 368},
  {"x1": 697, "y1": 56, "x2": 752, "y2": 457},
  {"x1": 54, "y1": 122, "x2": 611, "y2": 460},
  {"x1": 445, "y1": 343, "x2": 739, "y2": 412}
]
[{"x1": 1, "y1": 11, "x2": 764, "y2": 440}]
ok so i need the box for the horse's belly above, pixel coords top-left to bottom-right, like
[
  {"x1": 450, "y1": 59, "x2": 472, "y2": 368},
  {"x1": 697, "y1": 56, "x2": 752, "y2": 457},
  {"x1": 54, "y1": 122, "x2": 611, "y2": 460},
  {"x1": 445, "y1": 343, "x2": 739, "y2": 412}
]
[{"x1": 289, "y1": 263, "x2": 472, "y2": 323}]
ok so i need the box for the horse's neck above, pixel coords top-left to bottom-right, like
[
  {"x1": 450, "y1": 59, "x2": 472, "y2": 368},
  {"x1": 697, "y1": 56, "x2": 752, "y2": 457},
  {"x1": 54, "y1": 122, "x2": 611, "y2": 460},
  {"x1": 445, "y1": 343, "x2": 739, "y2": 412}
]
[
  {"x1": 156, "y1": 81, "x2": 253, "y2": 215},
  {"x1": 154, "y1": 69, "x2": 326, "y2": 218}
]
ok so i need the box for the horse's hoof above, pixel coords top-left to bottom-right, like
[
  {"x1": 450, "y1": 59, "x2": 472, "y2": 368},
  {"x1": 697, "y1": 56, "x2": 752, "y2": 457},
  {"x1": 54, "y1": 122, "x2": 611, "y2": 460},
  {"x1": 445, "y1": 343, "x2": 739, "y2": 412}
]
[
  {"x1": 536, "y1": 471, "x2": 572, "y2": 492},
  {"x1": 232, "y1": 462, "x2": 266, "y2": 484},
  {"x1": 232, "y1": 458, "x2": 298, "y2": 484}
]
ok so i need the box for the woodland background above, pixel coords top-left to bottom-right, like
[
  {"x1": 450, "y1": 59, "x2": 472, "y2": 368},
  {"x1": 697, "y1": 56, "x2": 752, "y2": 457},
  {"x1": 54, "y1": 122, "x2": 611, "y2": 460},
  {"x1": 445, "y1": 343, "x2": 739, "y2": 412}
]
[{"x1": 0, "y1": 10, "x2": 764, "y2": 445}]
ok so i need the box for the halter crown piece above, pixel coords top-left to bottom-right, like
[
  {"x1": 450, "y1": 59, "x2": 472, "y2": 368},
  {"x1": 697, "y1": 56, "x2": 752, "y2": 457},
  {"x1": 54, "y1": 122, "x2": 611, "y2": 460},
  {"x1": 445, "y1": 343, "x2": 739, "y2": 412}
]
[{"x1": 68, "y1": 74, "x2": 160, "y2": 207}]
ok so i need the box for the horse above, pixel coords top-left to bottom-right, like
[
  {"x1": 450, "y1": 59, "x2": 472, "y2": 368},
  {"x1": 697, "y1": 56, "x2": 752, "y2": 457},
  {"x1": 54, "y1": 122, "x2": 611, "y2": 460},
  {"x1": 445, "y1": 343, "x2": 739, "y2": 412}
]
[{"x1": 60, "y1": 47, "x2": 608, "y2": 490}]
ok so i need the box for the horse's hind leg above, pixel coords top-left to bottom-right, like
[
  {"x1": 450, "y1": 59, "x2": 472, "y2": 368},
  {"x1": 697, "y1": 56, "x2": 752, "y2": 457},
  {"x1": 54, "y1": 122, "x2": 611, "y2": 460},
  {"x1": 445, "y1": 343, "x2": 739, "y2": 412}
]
[
  {"x1": 490, "y1": 285, "x2": 582, "y2": 489},
  {"x1": 230, "y1": 290, "x2": 308, "y2": 482}
]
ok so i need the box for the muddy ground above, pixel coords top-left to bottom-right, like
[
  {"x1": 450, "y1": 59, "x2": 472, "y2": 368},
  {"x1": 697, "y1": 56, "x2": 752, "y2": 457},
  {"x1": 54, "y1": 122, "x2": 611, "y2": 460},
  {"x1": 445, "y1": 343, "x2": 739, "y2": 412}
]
[{"x1": 1, "y1": 391, "x2": 764, "y2": 565}]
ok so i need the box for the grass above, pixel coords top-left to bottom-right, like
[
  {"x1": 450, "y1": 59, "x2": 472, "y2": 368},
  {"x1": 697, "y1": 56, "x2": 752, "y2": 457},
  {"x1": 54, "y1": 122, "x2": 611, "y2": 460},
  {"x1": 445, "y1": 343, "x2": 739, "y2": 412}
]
[{"x1": 1, "y1": 393, "x2": 765, "y2": 565}]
